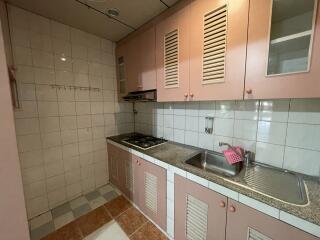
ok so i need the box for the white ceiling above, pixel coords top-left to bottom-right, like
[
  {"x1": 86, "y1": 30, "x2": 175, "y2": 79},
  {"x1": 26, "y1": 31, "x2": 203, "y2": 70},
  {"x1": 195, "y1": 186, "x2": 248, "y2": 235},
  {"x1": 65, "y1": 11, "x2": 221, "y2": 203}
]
[{"x1": 6, "y1": 0, "x2": 179, "y2": 41}]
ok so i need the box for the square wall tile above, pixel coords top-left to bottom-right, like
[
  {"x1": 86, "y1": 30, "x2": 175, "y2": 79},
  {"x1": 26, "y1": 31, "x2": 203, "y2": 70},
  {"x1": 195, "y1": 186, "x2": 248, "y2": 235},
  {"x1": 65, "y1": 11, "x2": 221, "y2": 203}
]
[
  {"x1": 164, "y1": 127, "x2": 174, "y2": 141},
  {"x1": 173, "y1": 102, "x2": 186, "y2": 116},
  {"x1": 215, "y1": 101, "x2": 235, "y2": 118},
  {"x1": 15, "y1": 118, "x2": 39, "y2": 135},
  {"x1": 214, "y1": 118, "x2": 234, "y2": 137},
  {"x1": 17, "y1": 134, "x2": 42, "y2": 152},
  {"x1": 283, "y1": 147, "x2": 320, "y2": 176},
  {"x1": 34, "y1": 68, "x2": 55, "y2": 85},
  {"x1": 233, "y1": 120, "x2": 257, "y2": 141},
  {"x1": 259, "y1": 100, "x2": 289, "y2": 122},
  {"x1": 198, "y1": 133, "x2": 214, "y2": 150},
  {"x1": 185, "y1": 131, "x2": 198, "y2": 147},
  {"x1": 289, "y1": 99, "x2": 320, "y2": 124},
  {"x1": 173, "y1": 129, "x2": 185, "y2": 144},
  {"x1": 174, "y1": 115, "x2": 185, "y2": 130},
  {"x1": 164, "y1": 114, "x2": 174, "y2": 128},
  {"x1": 255, "y1": 142, "x2": 284, "y2": 168},
  {"x1": 257, "y1": 121, "x2": 287, "y2": 145},
  {"x1": 51, "y1": 20, "x2": 70, "y2": 41},
  {"x1": 235, "y1": 100, "x2": 259, "y2": 120},
  {"x1": 185, "y1": 116, "x2": 199, "y2": 132},
  {"x1": 286, "y1": 123, "x2": 320, "y2": 151},
  {"x1": 185, "y1": 102, "x2": 199, "y2": 116},
  {"x1": 19, "y1": 150, "x2": 43, "y2": 169}
]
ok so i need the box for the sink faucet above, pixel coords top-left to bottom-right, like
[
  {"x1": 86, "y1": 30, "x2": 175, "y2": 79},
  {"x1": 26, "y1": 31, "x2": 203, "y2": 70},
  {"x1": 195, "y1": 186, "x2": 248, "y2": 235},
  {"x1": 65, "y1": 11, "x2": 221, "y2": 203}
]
[
  {"x1": 201, "y1": 150, "x2": 208, "y2": 168},
  {"x1": 219, "y1": 142, "x2": 254, "y2": 166}
]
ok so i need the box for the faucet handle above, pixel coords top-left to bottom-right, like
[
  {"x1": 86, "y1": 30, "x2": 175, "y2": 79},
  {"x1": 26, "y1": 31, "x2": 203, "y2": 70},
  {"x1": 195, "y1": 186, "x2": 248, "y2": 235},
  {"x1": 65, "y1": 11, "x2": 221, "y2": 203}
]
[{"x1": 244, "y1": 150, "x2": 255, "y2": 165}]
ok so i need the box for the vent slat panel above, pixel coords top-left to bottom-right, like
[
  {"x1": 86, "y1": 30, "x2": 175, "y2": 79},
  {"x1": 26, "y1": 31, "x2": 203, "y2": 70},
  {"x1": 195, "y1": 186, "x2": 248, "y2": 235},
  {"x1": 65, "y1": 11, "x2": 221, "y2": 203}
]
[
  {"x1": 125, "y1": 160, "x2": 133, "y2": 192},
  {"x1": 145, "y1": 172, "x2": 158, "y2": 214},
  {"x1": 202, "y1": 5, "x2": 227, "y2": 84},
  {"x1": 186, "y1": 195, "x2": 208, "y2": 240},
  {"x1": 247, "y1": 228, "x2": 272, "y2": 240},
  {"x1": 164, "y1": 29, "x2": 179, "y2": 88}
]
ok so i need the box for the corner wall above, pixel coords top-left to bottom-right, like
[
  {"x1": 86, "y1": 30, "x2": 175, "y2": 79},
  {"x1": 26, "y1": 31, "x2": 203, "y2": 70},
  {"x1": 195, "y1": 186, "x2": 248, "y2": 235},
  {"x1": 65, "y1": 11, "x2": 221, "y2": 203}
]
[
  {"x1": 7, "y1": 4, "x2": 133, "y2": 219},
  {"x1": 0, "y1": 2, "x2": 29, "y2": 239}
]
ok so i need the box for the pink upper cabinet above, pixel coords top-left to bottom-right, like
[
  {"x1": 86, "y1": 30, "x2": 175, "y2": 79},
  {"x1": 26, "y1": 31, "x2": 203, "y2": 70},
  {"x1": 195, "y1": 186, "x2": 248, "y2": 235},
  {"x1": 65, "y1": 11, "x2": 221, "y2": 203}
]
[
  {"x1": 156, "y1": 2, "x2": 191, "y2": 102},
  {"x1": 189, "y1": 0, "x2": 249, "y2": 101},
  {"x1": 245, "y1": 0, "x2": 320, "y2": 99},
  {"x1": 139, "y1": 27, "x2": 157, "y2": 91},
  {"x1": 126, "y1": 36, "x2": 141, "y2": 93},
  {"x1": 116, "y1": 27, "x2": 156, "y2": 96}
]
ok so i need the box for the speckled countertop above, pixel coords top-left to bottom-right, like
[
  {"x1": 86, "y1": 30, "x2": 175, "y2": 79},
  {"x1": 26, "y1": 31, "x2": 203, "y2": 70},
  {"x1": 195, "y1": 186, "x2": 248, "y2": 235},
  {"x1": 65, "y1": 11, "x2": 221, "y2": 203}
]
[{"x1": 107, "y1": 133, "x2": 320, "y2": 226}]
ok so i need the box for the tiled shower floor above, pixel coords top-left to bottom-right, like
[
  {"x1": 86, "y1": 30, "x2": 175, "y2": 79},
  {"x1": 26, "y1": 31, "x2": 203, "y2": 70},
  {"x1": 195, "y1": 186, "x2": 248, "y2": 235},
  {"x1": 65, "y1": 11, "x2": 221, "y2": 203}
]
[{"x1": 29, "y1": 184, "x2": 167, "y2": 240}]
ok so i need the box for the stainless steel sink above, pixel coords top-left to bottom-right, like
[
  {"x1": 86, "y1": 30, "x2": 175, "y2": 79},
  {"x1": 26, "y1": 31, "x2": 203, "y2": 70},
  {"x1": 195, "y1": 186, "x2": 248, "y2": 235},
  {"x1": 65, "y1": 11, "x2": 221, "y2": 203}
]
[
  {"x1": 238, "y1": 163, "x2": 308, "y2": 205},
  {"x1": 185, "y1": 150, "x2": 242, "y2": 177},
  {"x1": 184, "y1": 150, "x2": 308, "y2": 205}
]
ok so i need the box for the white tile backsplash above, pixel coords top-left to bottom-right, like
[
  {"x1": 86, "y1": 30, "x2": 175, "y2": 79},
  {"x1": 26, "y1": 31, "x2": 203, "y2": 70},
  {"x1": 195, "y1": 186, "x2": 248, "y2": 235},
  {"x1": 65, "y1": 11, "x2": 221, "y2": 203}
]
[
  {"x1": 255, "y1": 142, "x2": 284, "y2": 168},
  {"x1": 286, "y1": 123, "x2": 320, "y2": 151},
  {"x1": 257, "y1": 121, "x2": 287, "y2": 145},
  {"x1": 135, "y1": 98, "x2": 320, "y2": 176}
]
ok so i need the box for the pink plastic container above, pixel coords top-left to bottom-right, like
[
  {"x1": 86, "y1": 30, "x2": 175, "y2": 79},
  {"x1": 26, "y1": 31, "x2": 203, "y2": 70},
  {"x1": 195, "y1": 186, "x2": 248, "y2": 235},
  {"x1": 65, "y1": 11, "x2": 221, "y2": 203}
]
[{"x1": 223, "y1": 147, "x2": 243, "y2": 165}]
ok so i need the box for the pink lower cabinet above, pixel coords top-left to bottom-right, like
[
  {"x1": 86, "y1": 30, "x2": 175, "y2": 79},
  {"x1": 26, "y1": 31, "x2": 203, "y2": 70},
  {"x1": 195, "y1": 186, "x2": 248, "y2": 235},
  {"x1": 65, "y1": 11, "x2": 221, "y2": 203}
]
[
  {"x1": 226, "y1": 199, "x2": 318, "y2": 240},
  {"x1": 107, "y1": 143, "x2": 121, "y2": 189},
  {"x1": 135, "y1": 157, "x2": 167, "y2": 230},
  {"x1": 107, "y1": 144, "x2": 137, "y2": 202},
  {"x1": 118, "y1": 149, "x2": 135, "y2": 200},
  {"x1": 174, "y1": 175, "x2": 227, "y2": 240}
]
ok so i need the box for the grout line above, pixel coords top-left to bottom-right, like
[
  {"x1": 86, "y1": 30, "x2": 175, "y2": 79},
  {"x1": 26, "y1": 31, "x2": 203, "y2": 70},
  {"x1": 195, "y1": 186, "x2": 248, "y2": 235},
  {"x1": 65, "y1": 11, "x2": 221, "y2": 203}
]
[
  {"x1": 128, "y1": 220, "x2": 149, "y2": 238},
  {"x1": 282, "y1": 99, "x2": 292, "y2": 168}
]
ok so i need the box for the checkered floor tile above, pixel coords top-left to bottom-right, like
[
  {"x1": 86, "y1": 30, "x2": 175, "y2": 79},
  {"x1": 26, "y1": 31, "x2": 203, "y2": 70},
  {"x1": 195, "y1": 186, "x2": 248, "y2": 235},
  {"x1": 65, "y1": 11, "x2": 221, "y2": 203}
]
[{"x1": 29, "y1": 184, "x2": 119, "y2": 240}]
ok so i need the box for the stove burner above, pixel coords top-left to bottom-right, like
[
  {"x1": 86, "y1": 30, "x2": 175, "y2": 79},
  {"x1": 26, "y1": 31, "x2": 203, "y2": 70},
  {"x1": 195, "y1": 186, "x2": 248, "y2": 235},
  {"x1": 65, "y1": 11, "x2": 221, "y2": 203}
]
[{"x1": 122, "y1": 134, "x2": 167, "y2": 149}]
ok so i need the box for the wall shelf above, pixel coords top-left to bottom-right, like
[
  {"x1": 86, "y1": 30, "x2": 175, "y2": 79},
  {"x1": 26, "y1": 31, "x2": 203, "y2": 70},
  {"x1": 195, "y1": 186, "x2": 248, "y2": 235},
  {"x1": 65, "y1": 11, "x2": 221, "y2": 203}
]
[{"x1": 270, "y1": 30, "x2": 312, "y2": 45}]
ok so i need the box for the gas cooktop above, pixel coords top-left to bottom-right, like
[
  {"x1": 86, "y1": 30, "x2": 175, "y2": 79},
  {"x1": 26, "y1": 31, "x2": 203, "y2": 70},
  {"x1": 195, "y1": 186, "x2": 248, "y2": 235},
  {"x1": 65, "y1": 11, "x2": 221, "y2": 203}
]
[{"x1": 122, "y1": 134, "x2": 167, "y2": 150}]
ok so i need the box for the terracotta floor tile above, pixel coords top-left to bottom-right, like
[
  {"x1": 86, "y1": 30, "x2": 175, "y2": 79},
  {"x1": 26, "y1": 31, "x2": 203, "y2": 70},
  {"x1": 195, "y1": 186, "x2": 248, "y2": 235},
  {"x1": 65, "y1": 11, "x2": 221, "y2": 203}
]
[
  {"x1": 116, "y1": 207, "x2": 148, "y2": 235},
  {"x1": 41, "y1": 221, "x2": 82, "y2": 240},
  {"x1": 130, "y1": 222, "x2": 168, "y2": 240},
  {"x1": 75, "y1": 205, "x2": 112, "y2": 237},
  {"x1": 104, "y1": 195, "x2": 132, "y2": 217}
]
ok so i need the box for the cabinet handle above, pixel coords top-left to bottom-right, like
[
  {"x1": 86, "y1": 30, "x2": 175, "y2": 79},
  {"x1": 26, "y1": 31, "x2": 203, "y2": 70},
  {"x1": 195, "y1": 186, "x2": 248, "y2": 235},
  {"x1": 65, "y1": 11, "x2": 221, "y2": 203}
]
[
  {"x1": 136, "y1": 159, "x2": 139, "y2": 164},
  {"x1": 219, "y1": 201, "x2": 226, "y2": 208},
  {"x1": 138, "y1": 162, "x2": 141, "y2": 166},
  {"x1": 246, "y1": 89, "x2": 253, "y2": 94},
  {"x1": 229, "y1": 205, "x2": 236, "y2": 212},
  {"x1": 184, "y1": 93, "x2": 188, "y2": 98},
  {"x1": 190, "y1": 93, "x2": 194, "y2": 98}
]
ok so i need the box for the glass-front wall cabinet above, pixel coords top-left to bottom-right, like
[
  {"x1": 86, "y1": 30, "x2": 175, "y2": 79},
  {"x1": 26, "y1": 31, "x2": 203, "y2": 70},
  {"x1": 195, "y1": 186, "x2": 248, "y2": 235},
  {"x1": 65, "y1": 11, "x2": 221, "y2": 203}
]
[
  {"x1": 267, "y1": 0, "x2": 317, "y2": 75},
  {"x1": 118, "y1": 56, "x2": 126, "y2": 94}
]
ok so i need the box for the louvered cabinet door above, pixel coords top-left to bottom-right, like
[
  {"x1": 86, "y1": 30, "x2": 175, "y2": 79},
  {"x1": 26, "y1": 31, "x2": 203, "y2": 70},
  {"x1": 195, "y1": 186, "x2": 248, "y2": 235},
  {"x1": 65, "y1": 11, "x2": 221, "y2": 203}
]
[
  {"x1": 156, "y1": 1, "x2": 191, "y2": 102},
  {"x1": 189, "y1": 0, "x2": 249, "y2": 101},
  {"x1": 118, "y1": 149, "x2": 134, "y2": 200},
  {"x1": 226, "y1": 200, "x2": 319, "y2": 240},
  {"x1": 139, "y1": 158, "x2": 167, "y2": 230},
  {"x1": 107, "y1": 143, "x2": 120, "y2": 188},
  {"x1": 175, "y1": 175, "x2": 227, "y2": 240}
]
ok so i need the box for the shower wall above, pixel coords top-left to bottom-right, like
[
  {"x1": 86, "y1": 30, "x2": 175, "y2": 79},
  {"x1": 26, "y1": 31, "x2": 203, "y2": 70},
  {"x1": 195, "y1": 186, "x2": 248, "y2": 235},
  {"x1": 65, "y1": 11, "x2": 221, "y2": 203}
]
[{"x1": 7, "y1": 5, "x2": 133, "y2": 219}]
